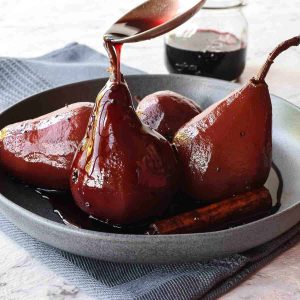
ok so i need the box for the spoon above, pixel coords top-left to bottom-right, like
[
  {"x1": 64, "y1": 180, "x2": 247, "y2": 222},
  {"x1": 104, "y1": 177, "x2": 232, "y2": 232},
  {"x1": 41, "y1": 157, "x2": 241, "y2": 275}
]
[{"x1": 105, "y1": 0, "x2": 207, "y2": 43}]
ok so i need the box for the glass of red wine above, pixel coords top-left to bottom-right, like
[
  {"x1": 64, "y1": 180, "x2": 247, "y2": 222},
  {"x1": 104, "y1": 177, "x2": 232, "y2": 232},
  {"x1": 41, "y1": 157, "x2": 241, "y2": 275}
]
[{"x1": 164, "y1": 0, "x2": 248, "y2": 81}]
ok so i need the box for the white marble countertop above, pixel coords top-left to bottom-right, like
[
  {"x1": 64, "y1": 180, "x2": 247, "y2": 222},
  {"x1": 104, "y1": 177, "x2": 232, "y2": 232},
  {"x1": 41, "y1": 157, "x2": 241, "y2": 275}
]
[{"x1": 0, "y1": 0, "x2": 299, "y2": 299}]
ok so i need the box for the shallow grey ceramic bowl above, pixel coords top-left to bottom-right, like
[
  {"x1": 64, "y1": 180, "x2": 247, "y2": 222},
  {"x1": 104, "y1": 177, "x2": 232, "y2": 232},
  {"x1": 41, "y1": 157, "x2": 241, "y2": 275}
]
[{"x1": 0, "y1": 74, "x2": 299, "y2": 264}]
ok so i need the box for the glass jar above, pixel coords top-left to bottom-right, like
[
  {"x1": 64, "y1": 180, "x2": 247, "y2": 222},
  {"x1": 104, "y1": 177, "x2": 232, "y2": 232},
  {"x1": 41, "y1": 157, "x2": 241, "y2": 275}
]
[{"x1": 164, "y1": 0, "x2": 248, "y2": 81}]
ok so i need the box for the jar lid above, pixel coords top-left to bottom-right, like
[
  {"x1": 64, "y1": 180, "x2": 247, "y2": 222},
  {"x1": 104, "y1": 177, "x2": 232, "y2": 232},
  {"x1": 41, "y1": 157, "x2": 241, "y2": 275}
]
[{"x1": 203, "y1": 0, "x2": 246, "y2": 9}]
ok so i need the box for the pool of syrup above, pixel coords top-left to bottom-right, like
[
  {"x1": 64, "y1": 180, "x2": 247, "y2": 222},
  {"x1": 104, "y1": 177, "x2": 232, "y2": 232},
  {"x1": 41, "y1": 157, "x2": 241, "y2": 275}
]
[
  {"x1": 30, "y1": 163, "x2": 282, "y2": 235},
  {"x1": 34, "y1": 189, "x2": 200, "y2": 234}
]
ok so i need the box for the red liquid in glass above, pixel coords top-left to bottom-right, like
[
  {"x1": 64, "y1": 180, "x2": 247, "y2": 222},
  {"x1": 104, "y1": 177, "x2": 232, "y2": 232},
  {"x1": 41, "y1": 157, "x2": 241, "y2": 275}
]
[{"x1": 165, "y1": 29, "x2": 247, "y2": 81}]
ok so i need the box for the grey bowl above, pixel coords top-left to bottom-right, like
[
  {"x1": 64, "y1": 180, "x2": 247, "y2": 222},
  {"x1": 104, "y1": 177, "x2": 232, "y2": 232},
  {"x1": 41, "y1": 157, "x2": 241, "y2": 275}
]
[{"x1": 0, "y1": 74, "x2": 299, "y2": 264}]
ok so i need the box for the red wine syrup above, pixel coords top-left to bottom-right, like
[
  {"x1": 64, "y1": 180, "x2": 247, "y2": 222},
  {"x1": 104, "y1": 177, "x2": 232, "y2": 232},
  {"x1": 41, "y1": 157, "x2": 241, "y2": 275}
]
[{"x1": 165, "y1": 29, "x2": 247, "y2": 81}]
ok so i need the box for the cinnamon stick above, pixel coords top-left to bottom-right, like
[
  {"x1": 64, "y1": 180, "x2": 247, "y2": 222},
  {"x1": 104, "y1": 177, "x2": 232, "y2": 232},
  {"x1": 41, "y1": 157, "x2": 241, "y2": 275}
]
[{"x1": 147, "y1": 187, "x2": 272, "y2": 235}]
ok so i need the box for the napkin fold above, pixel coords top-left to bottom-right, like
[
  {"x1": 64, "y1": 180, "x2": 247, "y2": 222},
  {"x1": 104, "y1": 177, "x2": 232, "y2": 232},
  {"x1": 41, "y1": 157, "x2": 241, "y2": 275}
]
[{"x1": 0, "y1": 43, "x2": 299, "y2": 300}]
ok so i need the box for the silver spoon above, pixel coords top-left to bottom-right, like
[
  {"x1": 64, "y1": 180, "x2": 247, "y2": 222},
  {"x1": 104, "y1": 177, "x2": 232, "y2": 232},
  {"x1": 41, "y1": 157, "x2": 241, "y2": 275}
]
[{"x1": 105, "y1": 0, "x2": 207, "y2": 44}]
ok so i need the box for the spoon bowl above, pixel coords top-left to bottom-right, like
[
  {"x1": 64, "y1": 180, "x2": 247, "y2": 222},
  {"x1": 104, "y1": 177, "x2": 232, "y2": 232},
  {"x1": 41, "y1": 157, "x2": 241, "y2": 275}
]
[{"x1": 105, "y1": 0, "x2": 206, "y2": 43}]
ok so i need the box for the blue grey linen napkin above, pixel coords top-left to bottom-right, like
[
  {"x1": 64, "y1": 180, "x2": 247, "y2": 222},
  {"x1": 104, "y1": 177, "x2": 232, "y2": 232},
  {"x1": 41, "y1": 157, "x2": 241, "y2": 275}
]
[
  {"x1": 1, "y1": 43, "x2": 300, "y2": 300},
  {"x1": 0, "y1": 43, "x2": 141, "y2": 111}
]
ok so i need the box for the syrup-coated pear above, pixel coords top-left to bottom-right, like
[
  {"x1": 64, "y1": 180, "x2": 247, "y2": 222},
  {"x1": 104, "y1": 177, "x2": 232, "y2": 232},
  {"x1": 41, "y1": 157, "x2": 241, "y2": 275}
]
[
  {"x1": 70, "y1": 80, "x2": 178, "y2": 225},
  {"x1": 0, "y1": 103, "x2": 93, "y2": 190},
  {"x1": 174, "y1": 36, "x2": 300, "y2": 202},
  {"x1": 136, "y1": 90, "x2": 202, "y2": 141}
]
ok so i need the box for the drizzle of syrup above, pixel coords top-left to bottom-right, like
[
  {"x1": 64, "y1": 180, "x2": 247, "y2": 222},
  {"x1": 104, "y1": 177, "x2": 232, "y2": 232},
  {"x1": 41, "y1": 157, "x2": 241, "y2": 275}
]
[{"x1": 103, "y1": 36, "x2": 123, "y2": 83}]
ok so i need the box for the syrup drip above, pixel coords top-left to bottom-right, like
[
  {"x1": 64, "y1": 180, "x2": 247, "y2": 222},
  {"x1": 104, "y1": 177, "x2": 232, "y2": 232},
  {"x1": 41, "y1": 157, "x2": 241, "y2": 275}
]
[{"x1": 104, "y1": 36, "x2": 123, "y2": 83}]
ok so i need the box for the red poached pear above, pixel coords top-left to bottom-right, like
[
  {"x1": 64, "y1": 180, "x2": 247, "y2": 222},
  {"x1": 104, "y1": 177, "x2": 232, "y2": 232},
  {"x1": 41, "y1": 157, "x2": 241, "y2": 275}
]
[
  {"x1": 70, "y1": 41, "x2": 178, "y2": 225},
  {"x1": 174, "y1": 36, "x2": 300, "y2": 202},
  {"x1": 136, "y1": 90, "x2": 202, "y2": 141},
  {"x1": 0, "y1": 103, "x2": 93, "y2": 190}
]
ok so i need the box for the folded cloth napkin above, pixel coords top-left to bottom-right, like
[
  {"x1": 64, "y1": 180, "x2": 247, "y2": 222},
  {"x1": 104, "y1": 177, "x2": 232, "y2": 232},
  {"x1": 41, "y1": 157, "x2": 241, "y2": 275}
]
[
  {"x1": 0, "y1": 42, "x2": 141, "y2": 111},
  {"x1": 0, "y1": 43, "x2": 300, "y2": 300}
]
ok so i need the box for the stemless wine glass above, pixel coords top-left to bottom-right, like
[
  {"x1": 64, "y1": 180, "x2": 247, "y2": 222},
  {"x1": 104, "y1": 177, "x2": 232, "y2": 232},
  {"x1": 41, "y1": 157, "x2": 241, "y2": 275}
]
[{"x1": 164, "y1": 0, "x2": 248, "y2": 81}]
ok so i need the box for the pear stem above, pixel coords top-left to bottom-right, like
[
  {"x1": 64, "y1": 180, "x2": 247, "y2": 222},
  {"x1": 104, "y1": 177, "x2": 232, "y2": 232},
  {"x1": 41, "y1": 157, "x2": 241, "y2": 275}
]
[
  {"x1": 254, "y1": 36, "x2": 300, "y2": 83},
  {"x1": 104, "y1": 39, "x2": 120, "y2": 82}
]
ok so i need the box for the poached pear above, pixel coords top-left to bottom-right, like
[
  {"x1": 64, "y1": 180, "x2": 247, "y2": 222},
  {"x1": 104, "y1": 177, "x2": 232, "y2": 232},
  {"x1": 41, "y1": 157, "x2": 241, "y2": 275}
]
[
  {"x1": 136, "y1": 90, "x2": 202, "y2": 141},
  {"x1": 0, "y1": 102, "x2": 93, "y2": 190},
  {"x1": 70, "y1": 41, "x2": 178, "y2": 225},
  {"x1": 174, "y1": 36, "x2": 300, "y2": 202}
]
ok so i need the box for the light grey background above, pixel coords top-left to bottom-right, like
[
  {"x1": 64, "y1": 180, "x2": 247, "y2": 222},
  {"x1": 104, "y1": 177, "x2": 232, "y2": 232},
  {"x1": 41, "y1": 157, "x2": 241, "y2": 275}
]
[{"x1": 0, "y1": 0, "x2": 300, "y2": 299}]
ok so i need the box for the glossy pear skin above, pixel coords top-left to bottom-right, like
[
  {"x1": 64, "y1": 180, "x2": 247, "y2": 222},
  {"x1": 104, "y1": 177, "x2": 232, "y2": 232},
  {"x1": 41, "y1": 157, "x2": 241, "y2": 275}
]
[
  {"x1": 0, "y1": 103, "x2": 93, "y2": 190},
  {"x1": 136, "y1": 90, "x2": 202, "y2": 141},
  {"x1": 70, "y1": 80, "x2": 178, "y2": 225},
  {"x1": 174, "y1": 81, "x2": 272, "y2": 202}
]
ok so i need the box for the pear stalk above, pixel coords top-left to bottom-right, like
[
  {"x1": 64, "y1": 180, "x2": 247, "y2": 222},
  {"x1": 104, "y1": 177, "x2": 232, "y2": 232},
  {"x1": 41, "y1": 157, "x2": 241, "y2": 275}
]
[
  {"x1": 254, "y1": 35, "x2": 300, "y2": 83},
  {"x1": 104, "y1": 39, "x2": 122, "y2": 82}
]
